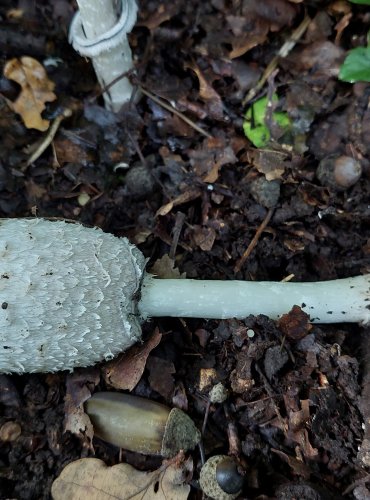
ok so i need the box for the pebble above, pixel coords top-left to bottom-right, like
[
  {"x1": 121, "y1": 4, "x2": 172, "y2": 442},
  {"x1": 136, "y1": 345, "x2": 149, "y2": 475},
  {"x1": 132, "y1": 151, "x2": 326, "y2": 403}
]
[{"x1": 250, "y1": 177, "x2": 280, "y2": 208}]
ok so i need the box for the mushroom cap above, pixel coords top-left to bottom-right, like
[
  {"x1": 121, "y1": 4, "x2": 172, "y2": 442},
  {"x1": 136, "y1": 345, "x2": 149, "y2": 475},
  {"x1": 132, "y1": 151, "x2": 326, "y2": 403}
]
[{"x1": 0, "y1": 218, "x2": 145, "y2": 373}]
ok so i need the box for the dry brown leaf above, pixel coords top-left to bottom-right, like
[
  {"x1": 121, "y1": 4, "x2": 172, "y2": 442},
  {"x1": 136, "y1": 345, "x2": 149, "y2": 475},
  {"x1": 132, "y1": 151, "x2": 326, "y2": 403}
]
[
  {"x1": 156, "y1": 189, "x2": 201, "y2": 217},
  {"x1": 192, "y1": 225, "x2": 216, "y2": 252},
  {"x1": 198, "y1": 368, "x2": 217, "y2": 392},
  {"x1": 24, "y1": 179, "x2": 48, "y2": 200},
  {"x1": 186, "y1": 62, "x2": 223, "y2": 120},
  {"x1": 248, "y1": 150, "x2": 287, "y2": 181},
  {"x1": 229, "y1": 34, "x2": 267, "y2": 59},
  {"x1": 102, "y1": 329, "x2": 162, "y2": 391},
  {"x1": 4, "y1": 56, "x2": 56, "y2": 131},
  {"x1": 53, "y1": 137, "x2": 96, "y2": 165},
  {"x1": 271, "y1": 449, "x2": 311, "y2": 479},
  {"x1": 147, "y1": 356, "x2": 176, "y2": 401},
  {"x1": 51, "y1": 458, "x2": 190, "y2": 500},
  {"x1": 188, "y1": 137, "x2": 237, "y2": 183},
  {"x1": 278, "y1": 305, "x2": 312, "y2": 341},
  {"x1": 64, "y1": 369, "x2": 100, "y2": 447},
  {"x1": 149, "y1": 254, "x2": 186, "y2": 279}
]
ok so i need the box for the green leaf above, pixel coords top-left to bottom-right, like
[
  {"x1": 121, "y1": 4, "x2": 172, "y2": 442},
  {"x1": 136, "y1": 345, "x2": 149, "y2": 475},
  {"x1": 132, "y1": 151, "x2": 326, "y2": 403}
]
[
  {"x1": 348, "y1": 0, "x2": 370, "y2": 4},
  {"x1": 339, "y1": 46, "x2": 370, "y2": 82},
  {"x1": 243, "y1": 94, "x2": 291, "y2": 148}
]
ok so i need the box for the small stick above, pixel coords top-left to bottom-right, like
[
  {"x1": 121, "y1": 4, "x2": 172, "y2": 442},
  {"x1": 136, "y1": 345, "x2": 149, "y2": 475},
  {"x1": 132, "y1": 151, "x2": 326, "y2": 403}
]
[
  {"x1": 24, "y1": 108, "x2": 72, "y2": 168},
  {"x1": 139, "y1": 86, "x2": 212, "y2": 138},
  {"x1": 234, "y1": 208, "x2": 274, "y2": 273},
  {"x1": 242, "y1": 16, "x2": 311, "y2": 106}
]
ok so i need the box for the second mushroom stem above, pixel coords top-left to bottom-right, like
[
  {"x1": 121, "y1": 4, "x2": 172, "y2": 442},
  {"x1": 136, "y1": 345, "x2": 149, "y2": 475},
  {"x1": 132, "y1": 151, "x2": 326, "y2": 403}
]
[{"x1": 69, "y1": 0, "x2": 138, "y2": 111}]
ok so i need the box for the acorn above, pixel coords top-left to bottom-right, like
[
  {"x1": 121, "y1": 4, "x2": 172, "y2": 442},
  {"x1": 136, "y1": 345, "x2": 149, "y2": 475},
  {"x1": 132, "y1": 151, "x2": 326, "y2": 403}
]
[
  {"x1": 199, "y1": 455, "x2": 245, "y2": 500},
  {"x1": 85, "y1": 392, "x2": 201, "y2": 457},
  {"x1": 316, "y1": 154, "x2": 362, "y2": 191}
]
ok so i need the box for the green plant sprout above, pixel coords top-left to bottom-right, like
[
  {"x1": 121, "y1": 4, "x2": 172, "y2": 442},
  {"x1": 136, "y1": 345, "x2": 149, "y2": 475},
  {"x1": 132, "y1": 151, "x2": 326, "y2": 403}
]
[
  {"x1": 339, "y1": 43, "x2": 370, "y2": 82},
  {"x1": 339, "y1": 1, "x2": 370, "y2": 82},
  {"x1": 243, "y1": 94, "x2": 291, "y2": 148}
]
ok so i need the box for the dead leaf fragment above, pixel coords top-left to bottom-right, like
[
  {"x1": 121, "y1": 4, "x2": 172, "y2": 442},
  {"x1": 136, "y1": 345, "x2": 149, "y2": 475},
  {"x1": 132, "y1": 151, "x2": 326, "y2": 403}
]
[
  {"x1": 4, "y1": 56, "x2": 56, "y2": 131},
  {"x1": 156, "y1": 188, "x2": 201, "y2": 217},
  {"x1": 147, "y1": 356, "x2": 176, "y2": 401},
  {"x1": 199, "y1": 368, "x2": 218, "y2": 392},
  {"x1": 192, "y1": 225, "x2": 216, "y2": 252},
  {"x1": 102, "y1": 329, "x2": 163, "y2": 391},
  {"x1": 186, "y1": 62, "x2": 223, "y2": 120},
  {"x1": 248, "y1": 149, "x2": 287, "y2": 181},
  {"x1": 51, "y1": 458, "x2": 190, "y2": 500},
  {"x1": 64, "y1": 369, "x2": 100, "y2": 447},
  {"x1": 278, "y1": 305, "x2": 312, "y2": 341},
  {"x1": 0, "y1": 421, "x2": 21, "y2": 442},
  {"x1": 149, "y1": 254, "x2": 186, "y2": 279},
  {"x1": 188, "y1": 137, "x2": 237, "y2": 183}
]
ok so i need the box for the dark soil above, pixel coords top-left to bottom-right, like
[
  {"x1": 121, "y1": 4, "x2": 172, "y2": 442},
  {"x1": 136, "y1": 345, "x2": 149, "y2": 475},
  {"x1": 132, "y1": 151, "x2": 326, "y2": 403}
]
[{"x1": 1, "y1": 0, "x2": 370, "y2": 498}]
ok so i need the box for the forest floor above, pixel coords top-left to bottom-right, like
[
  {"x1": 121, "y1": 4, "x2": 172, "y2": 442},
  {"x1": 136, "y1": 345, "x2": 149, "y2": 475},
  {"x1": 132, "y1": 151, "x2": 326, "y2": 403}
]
[{"x1": 0, "y1": 0, "x2": 370, "y2": 498}]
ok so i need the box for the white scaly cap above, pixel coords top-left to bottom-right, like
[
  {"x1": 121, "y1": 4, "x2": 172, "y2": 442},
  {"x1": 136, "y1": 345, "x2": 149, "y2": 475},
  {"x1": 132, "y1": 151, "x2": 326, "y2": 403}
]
[{"x1": 0, "y1": 218, "x2": 145, "y2": 373}]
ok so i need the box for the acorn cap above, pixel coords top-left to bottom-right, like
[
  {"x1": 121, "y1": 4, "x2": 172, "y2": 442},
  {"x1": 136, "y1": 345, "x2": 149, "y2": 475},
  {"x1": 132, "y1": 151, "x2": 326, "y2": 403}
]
[
  {"x1": 161, "y1": 407, "x2": 201, "y2": 458},
  {"x1": 199, "y1": 455, "x2": 243, "y2": 500}
]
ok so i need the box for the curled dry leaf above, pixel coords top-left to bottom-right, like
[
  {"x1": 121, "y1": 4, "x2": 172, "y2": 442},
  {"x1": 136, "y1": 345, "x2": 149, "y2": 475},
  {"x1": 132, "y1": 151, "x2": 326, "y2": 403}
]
[
  {"x1": 3, "y1": 56, "x2": 56, "y2": 131},
  {"x1": 51, "y1": 458, "x2": 190, "y2": 500},
  {"x1": 64, "y1": 369, "x2": 100, "y2": 447},
  {"x1": 156, "y1": 188, "x2": 201, "y2": 217},
  {"x1": 102, "y1": 328, "x2": 163, "y2": 391},
  {"x1": 185, "y1": 62, "x2": 223, "y2": 120}
]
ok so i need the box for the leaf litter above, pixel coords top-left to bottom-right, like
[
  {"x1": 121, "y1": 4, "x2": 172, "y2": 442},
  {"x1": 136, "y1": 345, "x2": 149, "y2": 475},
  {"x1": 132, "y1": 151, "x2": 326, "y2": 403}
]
[{"x1": 0, "y1": 0, "x2": 369, "y2": 499}]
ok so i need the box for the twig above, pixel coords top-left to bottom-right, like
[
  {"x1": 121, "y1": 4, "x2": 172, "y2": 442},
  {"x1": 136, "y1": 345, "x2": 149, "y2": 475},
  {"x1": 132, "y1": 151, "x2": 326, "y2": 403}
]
[
  {"x1": 234, "y1": 207, "x2": 274, "y2": 273},
  {"x1": 342, "y1": 474, "x2": 370, "y2": 495},
  {"x1": 254, "y1": 363, "x2": 286, "y2": 431},
  {"x1": 242, "y1": 15, "x2": 311, "y2": 106},
  {"x1": 201, "y1": 399, "x2": 211, "y2": 436},
  {"x1": 224, "y1": 403, "x2": 241, "y2": 457},
  {"x1": 169, "y1": 212, "x2": 186, "y2": 260},
  {"x1": 24, "y1": 108, "x2": 72, "y2": 169},
  {"x1": 139, "y1": 86, "x2": 212, "y2": 138}
]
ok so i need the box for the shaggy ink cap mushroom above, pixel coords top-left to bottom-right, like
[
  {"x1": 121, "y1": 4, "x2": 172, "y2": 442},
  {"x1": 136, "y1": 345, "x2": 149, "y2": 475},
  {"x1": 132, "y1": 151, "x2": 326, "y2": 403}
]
[
  {"x1": 69, "y1": 0, "x2": 138, "y2": 111},
  {"x1": 1, "y1": 218, "x2": 369, "y2": 373}
]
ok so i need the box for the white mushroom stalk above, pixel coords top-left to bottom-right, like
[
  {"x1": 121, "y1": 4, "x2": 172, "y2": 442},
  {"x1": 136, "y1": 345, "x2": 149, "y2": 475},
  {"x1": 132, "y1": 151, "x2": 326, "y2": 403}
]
[
  {"x1": 69, "y1": 0, "x2": 138, "y2": 111},
  {"x1": 0, "y1": 218, "x2": 369, "y2": 374}
]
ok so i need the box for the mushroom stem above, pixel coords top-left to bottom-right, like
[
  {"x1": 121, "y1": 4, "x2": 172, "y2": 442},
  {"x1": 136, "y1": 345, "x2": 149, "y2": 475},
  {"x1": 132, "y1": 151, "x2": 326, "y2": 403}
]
[
  {"x1": 69, "y1": 0, "x2": 138, "y2": 111},
  {"x1": 139, "y1": 274, "x2": 370, "y2": 325}
]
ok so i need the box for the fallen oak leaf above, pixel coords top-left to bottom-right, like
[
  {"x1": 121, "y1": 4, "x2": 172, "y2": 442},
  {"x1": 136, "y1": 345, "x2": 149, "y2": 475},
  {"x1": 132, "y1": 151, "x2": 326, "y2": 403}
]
[
  {"x1": 51, "y1": 457, "x2": 191, "y2": 500},
  {"x1": 4, "y1": 56, "x2": 56, "y2": 131}
]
